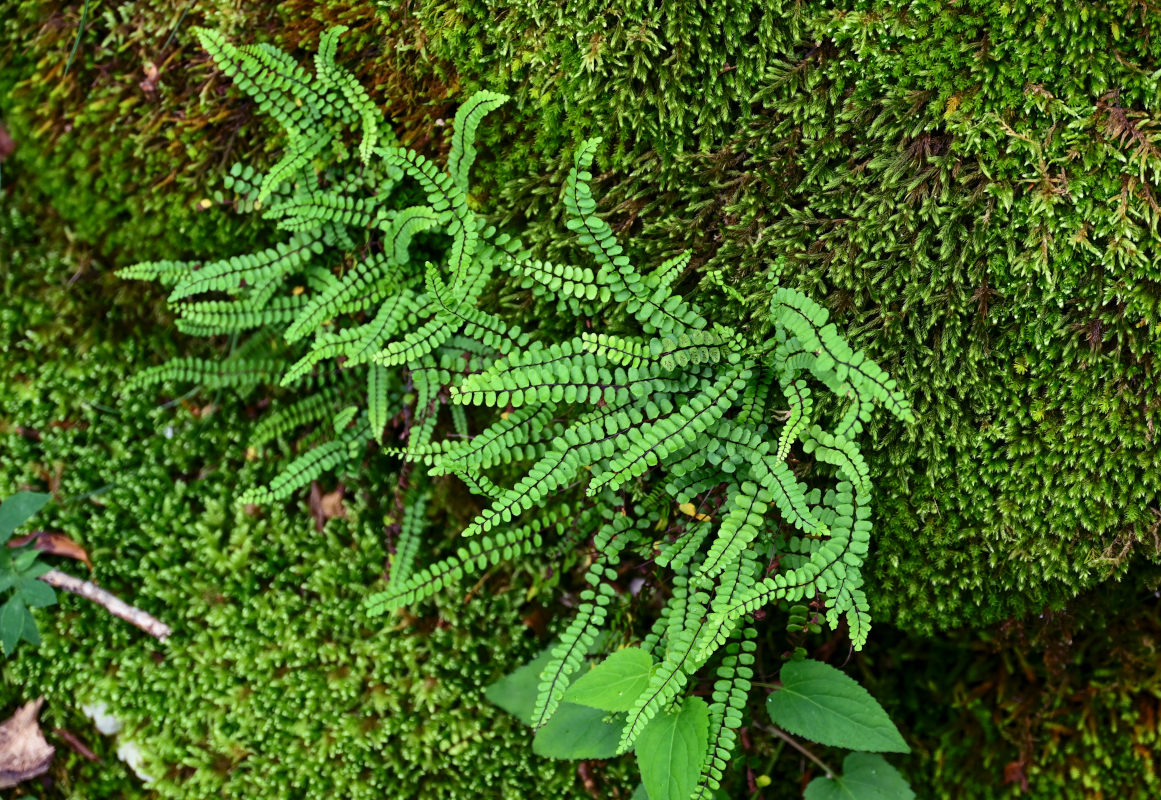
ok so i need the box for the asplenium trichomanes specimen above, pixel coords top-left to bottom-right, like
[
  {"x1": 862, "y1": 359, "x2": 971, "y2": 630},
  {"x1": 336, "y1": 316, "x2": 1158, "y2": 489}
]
[
  {"x1": 368, "y1": 138, "x2": 915, "y2": 798},
  {"x1": 119, "y1": 26, "x2": 523, "y2": 509},
  {"x1": 0, "y1": 492, "x2": 55, "y2": 657},
  {"x1": 119, "y1": 28, "x2": 916, "y2": 800}
]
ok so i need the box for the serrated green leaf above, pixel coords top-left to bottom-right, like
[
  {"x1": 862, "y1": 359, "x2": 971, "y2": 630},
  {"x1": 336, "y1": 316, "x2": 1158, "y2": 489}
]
[
  {"x1": 635, "y1": 696, "x2": 709, "y2": 800},
  {"x1": 803, "y1": 753, "x2": 915, "y2": 800},
  {"x1": 22, "y1": 561, "x2": 52, "y2": 580},
  {"x1": 0, "y1": 492, "x2": 50, "y2": 543},
  {"x1": 484, "y1": 648, "x2": 554, "y2": 726},
  {"x1": 532, "y1": 703, "x2": 622, "y2": 759},
  {"x1": 16, "y1": 577, "x2": 56, "y2": 609},
  {"x1": 11, "y1": 547, "x2": 40, "y2": 573},
  {"x1": 767, "y1": 660, "x2": 909, "y2": 753},
  {"x1": 564, "y1": 647, "x2": 653, "y2": 712},
  {"x1": 21, "y1": 606, "x2": 40, "y2": 647},
  {"x1": 1, "y1": 596, "x2": 26, "y2": 656}
]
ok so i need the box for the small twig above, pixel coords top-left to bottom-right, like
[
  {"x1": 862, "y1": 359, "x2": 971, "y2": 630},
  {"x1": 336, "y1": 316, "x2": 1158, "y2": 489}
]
[
  {"x1": 53, "y1": 728, "x2": 102, "y2": 764},
  {"x1": 65, "y1": 0, "x2": 92, "y2": 75},
  {"x1": 39, "y1": 569, "x2": 171, "y2": 641},
  {"x1": 756, "y1": 723, "x2": 835, "y2": 779}
]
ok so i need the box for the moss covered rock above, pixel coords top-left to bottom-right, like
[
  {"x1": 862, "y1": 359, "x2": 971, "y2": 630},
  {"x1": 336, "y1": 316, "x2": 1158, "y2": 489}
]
[
  {"x1": 403, "y1": 0, "x2": 1161, "y2": 632},
  {"x1": 0, "y1": 194, "x2": 627, "y2": 800}
]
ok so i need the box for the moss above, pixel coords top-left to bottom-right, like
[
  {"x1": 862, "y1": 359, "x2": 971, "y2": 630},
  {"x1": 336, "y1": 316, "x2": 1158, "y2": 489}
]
[
  {"x1": 864, "y1": 571, "x2": 1161, "y2": 798},
  {"x1": 686, "y1": 0, "x2": 1161, "y2": 632},
  {"x1": 0, "y1": 185, "x2": 630, "y2": 800},
  {"x1": 402, "y1": 0, "x2": 1161, "y2": 632},
  {"x1": 7, "y1": 1, "x2": 1161, "y2": 795},
  {"x1": 0, "y1": 0, "x2": 455, "y2": 264}
]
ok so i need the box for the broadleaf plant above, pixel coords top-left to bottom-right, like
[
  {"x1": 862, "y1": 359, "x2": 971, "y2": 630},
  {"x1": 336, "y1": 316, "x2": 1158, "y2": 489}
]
[
  {"x1": 766, "y1": 659, "x2": 909, "y2": 754},
  {"x1": 121, "y1": 29, "x2": 916, "y2": 800},
  {"x1": 0, "y1": 492, "x2": 56, "y2": 657},
  {"x1": 803, "y1": 753, "x2": 916, "y2": 800},
  {"x1": 635, "y1": 696, "x2": 710, "y2": 800}
]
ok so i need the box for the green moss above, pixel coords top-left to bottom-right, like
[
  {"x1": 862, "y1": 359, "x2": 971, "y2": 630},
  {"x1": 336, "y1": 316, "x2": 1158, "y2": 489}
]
[
  {"x1": 0, "y1": 0, "x2": 455, "y2": 264},
  {"x1": 7, "y1": 1, "x2": 1161, "y2": 795},
  {"x1": 684, "y1": 0, "x2": 1161, "y2": 631},
  {"x1": 0, "y1": 189, "x2": 629, "y2": 800},
  {"x1": 864, "y1": 573, "x2": 1161, "y2": 798},
  {"x1": 398, "y1": 0, "x2": 1161, "y2": 632}
]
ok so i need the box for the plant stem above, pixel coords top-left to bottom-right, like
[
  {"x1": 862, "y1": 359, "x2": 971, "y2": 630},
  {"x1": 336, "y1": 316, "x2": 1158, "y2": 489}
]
[{"x1": 755, "y1": 723, "x2": 835, "y2": 779}]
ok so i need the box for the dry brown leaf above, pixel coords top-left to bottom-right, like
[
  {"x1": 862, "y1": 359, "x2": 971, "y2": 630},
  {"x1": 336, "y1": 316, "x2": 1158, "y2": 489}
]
[
  {"x1": 308, "y1": 482, "x2": 347, "y2": 532},
  {"x1": 0, "y1": 124, "x2": 13, "y2": 162},
  {"x1": 139, "y1": 61, "x2": 160, "y2": 93},
  {"x1": 521, "y1": 605, "x2": 550, "y2": 638},
  {"x1": 0, "y1": 698, "x2": 55, "y2": 789},
  {"x1": 8, "y1": 531, "x2": 93, "y2": 570}
]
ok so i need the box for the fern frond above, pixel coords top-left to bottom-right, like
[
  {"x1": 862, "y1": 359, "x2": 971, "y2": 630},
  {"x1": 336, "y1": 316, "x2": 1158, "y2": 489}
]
[
  {"x1": 366, "y1": 515, "x2": 559, "y2": 614},
  {"x1": 332, "y1": 404, "x2": 359, "y2": 434},
  {"x1": 267, "y1": 190, "x2": 377, "y2": 231},
  {"x1": 379, "y1": 205, "x2": 442, "y2": 264},
  {"x1": 803, "y1": 426, "x2": 871, "y2": 495},
  {"x1": 457, "y1": 468, "x2": 507, "y2": 501},
  {"x1": 776, "y1": 378, "x2": 813, "y2": 458},
  {"x1": 771, "y1": 288, "x2": 914, "y2": 423},
  {"x1": 446, "y1": 90, "x2": 508, "y2": 192},
  {"x1": 586, "y1": 366, "x2": 749, "y2": 495},
  {"x1": 116, "y1": 258, "x2": 197, "y2": 286},
  {"x1": 646, "y1": 249, "x2": 692, "y2": 294},
  {"x1": 692, "y1": 629, "x2": 756, "y2": 800},
  {"x1": 388, "y1": 482, "x2": 429, "y2": 591},
  {"x1": 284, "y1": 253, "x2": 396, "y2": 343},
  {"x1": 313, "y1": 25, "x2": 379, "y2": 162},
  {"x1": 695, "y1": 481, "x2": 772, "y2": 583},
  {"x1": 507, "y1": 257, "x2": 614, "y2": 304},
  {"x1": 452, "y1": 339, "x2": 662, "y2": 408},
  {"x1": 430, "y1": 406, "x2": 555, "y2": 475},
  {"x1": 655, "y1": 520, "x2": 713, "y2": 572},
  {"x1": 125, "y1": 358, "x2": 284, "y2": 395},
  {"x1": 195, "y1": 28, "x2": 322, "y2": 134},
  {"x1": 379, "y1": 147, "x2": 478, "y2": 292},
  {"x1": 166, "y1": 235, "x2": 322, "y2": 303},
  {"x1": 618, "y1": 586, "x2": 710, "y2": 751},
  {"x1": 531, "y1": 517, "x2": 631, "y2": 728},
  {"x1": 641, "y1": 575, "x2": 687, "y2": 657},
  {"x1": 175, "y1": 294, "x2": 308, "y2": 334},
  {"x1": 250, "y1": 388, "x2": 344, "y2": 447},
  {"x1": 258, "y1": 128, "x2": 330, "y2": 203},
  {"x1": 372, "y1": 315, "x2": 453, "y2": 368},
  {"x1": 458, "y1": 444, "x2": 584, "y2": 537},
  {"x1": 240, "y1": 438, "x2": 348, "y2": 504},
  {"x1": 368, "y1": 363, "x2": 396, "y2": 443},
  {"x1": 563, "y1": 138, "x2": 707, "y2": 336}
]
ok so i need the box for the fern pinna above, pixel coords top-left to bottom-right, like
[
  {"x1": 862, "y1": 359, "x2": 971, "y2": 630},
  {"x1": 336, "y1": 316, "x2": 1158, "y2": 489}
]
[{"x1": 119, "y1": 29, "x2": 914, "y2": 800}]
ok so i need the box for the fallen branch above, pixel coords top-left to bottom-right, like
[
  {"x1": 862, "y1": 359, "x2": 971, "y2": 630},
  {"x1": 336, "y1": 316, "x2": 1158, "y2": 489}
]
[{"x1": 39, "y1": 569, "x2": 171, "y2": 641}]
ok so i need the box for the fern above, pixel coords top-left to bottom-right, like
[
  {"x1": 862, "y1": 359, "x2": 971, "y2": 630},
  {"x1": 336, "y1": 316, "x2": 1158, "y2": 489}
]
[
  {"x1": 119, "y1": 29, "x2": 512, "y2": 510},
  {"x1": 118, "y1": 30, "x2": 915, "y2": 800},
  {"x1": 389, "y1": 136, "x2": 913, "y2": 765},
  {"x1": 692, "y1": 628, "x2": 757, "y2": 799}
]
